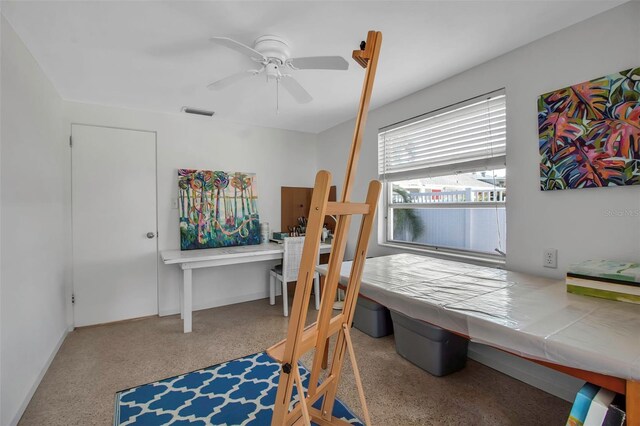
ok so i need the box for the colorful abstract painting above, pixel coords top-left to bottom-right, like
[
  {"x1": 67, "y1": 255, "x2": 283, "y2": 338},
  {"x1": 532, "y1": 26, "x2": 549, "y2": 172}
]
[
  {"x1": 178, "y1": 169, "x2": 260, "y2": 250},
  {"x1": 538, "y1": 67, "x2": 640, "y2": 190}
]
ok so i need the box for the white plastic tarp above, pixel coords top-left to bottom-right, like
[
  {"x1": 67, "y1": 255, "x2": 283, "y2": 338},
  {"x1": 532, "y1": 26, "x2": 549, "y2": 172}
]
[{"x1": 317, "y1": 253, "x2": 640, "y2": 380}]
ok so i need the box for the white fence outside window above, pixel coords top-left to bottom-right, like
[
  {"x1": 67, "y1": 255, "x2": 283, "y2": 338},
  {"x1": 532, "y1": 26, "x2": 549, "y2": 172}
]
[{"x1": 391, "y1": 188, "x2": 506, "y2": 204}]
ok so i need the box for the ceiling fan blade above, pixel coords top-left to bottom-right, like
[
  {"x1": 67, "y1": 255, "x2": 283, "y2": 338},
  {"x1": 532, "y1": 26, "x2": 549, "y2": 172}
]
[
  {"x1": 280, "y1": 76, "x2": 313, "y2": 104},
  {"x1": 287, "y1": 56, "x2": 349, "y2": 71},
  {"x1": 209, "y1": 37, "x2": 265, "y2": 62},
  {"x1": 207, "y1": 70, "x2": 259, "y2": 90}
]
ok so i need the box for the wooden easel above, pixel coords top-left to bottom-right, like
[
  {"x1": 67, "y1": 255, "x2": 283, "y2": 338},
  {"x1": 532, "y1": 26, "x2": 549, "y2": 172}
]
[{"x1": 267, "y1": 30, "x2": 382, "y2": 426}]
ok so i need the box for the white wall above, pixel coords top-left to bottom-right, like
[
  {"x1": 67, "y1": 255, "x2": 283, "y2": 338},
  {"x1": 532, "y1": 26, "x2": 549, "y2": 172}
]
[
  {"x1": 317, "y1": 2, "x2": 640, "y2": 278},
  {"x1": 316, "y1": 2, "x2": 640, "y2": 401},
  {"x1": 1, "y1": 15, "x2": 4, "y2": 423},
  {"x1": 63, "y1": 102, "x2": 318, "y2": 317},
  {"x1": 0, "y1": 17, "x2": 71, "y2": 426}
]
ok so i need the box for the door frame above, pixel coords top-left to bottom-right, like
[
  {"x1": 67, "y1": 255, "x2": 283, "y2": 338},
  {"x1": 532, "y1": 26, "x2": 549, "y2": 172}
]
[{"x1": 70, "y1": 123, "x2": 159, "y2": 327}]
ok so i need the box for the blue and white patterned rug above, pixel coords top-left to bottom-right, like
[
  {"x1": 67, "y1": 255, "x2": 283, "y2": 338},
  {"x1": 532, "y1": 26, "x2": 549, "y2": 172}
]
[{"x1": 114, "y1": 351, "x2": 363, "y2": 425}]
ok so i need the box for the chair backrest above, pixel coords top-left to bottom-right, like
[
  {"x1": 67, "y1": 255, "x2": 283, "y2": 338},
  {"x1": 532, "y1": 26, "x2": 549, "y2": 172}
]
[{"x1": 282, "y1": 236, "x2": 318, "y2": 282}]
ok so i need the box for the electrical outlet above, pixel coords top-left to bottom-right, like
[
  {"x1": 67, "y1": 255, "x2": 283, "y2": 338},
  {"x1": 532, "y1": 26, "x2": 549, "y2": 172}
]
[{"x1": 543, "y1": 248, "x2": 557, "y2": 268}]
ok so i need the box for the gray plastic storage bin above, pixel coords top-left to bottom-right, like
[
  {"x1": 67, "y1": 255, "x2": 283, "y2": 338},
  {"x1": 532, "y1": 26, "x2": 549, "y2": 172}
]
[
  {"x1": 353, "y1": 297, "x2": 393, "y2": 338},
  {"x1": 390, "y1": 310, "x2": 468, "y2": 376}
]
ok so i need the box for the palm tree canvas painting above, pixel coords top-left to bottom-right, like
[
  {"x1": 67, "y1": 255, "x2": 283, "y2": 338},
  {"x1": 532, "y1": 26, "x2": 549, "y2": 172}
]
[
  {"x1": 538, "y1": 67, "x2": 640, "y2": 190},
  {"x1": 178, "y1": 169, "x2": 260, "y2": 250}
]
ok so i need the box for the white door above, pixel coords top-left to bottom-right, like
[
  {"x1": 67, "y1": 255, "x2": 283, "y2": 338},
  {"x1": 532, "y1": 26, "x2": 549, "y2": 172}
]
[{"x1": 72, "y1": 124, "x2": 157, "y2": 326}]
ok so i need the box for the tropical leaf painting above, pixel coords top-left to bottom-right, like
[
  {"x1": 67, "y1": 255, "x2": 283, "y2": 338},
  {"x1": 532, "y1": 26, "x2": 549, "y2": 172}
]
[
  {"x1": 178, "y1": 169, "x2": 260, "y2": 250},
  {"x1": 538, "y1": 67, "x2": 640, "y2": 190}
]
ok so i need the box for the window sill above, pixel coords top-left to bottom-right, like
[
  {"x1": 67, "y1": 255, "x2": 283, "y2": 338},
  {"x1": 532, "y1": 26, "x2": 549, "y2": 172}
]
[{"x1": 378, "y1": 241, "x2": 506, "y2": 268}]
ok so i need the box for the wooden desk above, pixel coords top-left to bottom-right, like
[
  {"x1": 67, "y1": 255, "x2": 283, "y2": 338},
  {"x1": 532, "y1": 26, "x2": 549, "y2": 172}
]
[{"x1": 162, "y1": 242, "x2": 331, "y2": 333}]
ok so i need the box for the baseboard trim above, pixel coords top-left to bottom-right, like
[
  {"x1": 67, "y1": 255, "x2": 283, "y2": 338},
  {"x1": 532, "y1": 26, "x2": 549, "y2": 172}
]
[
  {"x1": 159, "y1": 291, "x2": 269, "y2": 317},
  {"x1": 468, "y1": 342, "x2": 584, "y2": 402},
  {"x1": 74, "y1": 314, "x2": 158, "y2": 329},
  {"x1": 10, "y1": 328, "x2": 69, "y2": 426}
]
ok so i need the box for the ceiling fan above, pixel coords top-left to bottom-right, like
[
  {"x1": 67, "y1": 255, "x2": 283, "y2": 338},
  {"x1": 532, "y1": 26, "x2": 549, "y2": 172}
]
[{"x1": 207, "y1": 35, "x2": 349, "y2": 105}]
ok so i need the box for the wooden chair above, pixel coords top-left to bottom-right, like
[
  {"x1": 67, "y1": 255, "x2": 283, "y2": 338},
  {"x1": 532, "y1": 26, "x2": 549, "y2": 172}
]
[{"x1": 269, "y1": 236, "x2": 320, "y2": 316}]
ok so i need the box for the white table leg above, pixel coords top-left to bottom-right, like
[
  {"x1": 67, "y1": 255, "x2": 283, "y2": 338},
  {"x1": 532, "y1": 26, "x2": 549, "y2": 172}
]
[
  {"x1": 179, "y1": 275, "x2": 184, "y2": 319},
  {"x1": 314, "y1": 273, "x2": 320, "y2": 310},
  {"x1": 282, "y1": 279, "x2": 288, "y2": 317},
  {"x1": 183, "y1": 268, "x2": 192, "y2": 333},
  {"x1": 269, "y1": 272, "x2": 276, "y2": 305}
]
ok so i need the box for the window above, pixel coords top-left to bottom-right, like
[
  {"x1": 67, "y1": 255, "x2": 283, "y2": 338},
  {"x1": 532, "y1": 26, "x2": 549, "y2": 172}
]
[{"x1": 378, "y1": 90, "x2": 506, "y2": 260}]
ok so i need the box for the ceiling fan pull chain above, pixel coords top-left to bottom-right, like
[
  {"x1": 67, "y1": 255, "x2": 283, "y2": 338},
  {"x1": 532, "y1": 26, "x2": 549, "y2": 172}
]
[{"x1": 276, "y1": 78, "x2": 280, "y2": 115}]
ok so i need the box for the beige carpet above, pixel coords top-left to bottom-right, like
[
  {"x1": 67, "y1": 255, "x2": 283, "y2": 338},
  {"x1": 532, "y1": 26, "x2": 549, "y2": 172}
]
[{"x1": 19, "y1": 299, "x2": 570, "y2": 425}]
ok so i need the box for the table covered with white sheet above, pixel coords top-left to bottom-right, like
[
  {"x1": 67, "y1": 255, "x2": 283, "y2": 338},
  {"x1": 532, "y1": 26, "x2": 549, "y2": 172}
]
[{"x1": 317, "y1": 253, "x2": 640, "y2": 381}]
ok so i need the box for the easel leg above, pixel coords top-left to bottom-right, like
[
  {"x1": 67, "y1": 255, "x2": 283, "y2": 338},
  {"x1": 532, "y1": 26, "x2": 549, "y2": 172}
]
[
  {"x1": 342, "y1": 324, "x2": 371, "y2": 426},
  {"x1": 293, "y1": 367, "x2": 311, "y2": 426},
  {"x1": 628, "y1": 380, "x2": 640, "y2": 426},
  {"x1": 183, "y1": 268, "x2": 192, "y2": 333},
  {"x1": 322, "y1": 339, "x2": 330, "y2": 370},
  {"x1": 308, "y1": 213, "x2": 353, "y2": 399}
]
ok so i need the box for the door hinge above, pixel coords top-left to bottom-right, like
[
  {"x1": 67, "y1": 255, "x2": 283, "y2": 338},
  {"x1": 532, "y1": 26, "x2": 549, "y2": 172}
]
[
  {"x1": 69, "y1": 136, "x2": 72, "y2": 147},
  {"x1": 71, "y1": 294, "x2": 75, "y2": 304}
]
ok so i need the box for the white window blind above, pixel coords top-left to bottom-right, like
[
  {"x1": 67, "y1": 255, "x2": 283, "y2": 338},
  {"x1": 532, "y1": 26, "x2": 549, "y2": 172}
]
[{"x1": 378, "y1": 90, "x2": 506, "y2": 180}]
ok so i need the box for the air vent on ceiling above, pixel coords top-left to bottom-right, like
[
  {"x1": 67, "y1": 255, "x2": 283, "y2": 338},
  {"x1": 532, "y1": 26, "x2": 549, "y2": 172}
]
[{"x1": 181, "y1": 106, "x2": 215, "y2": 117}]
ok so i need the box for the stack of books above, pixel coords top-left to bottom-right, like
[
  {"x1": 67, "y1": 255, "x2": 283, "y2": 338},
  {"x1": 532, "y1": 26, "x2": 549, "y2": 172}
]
[
  {"x1": 566, "y1": 383, "x2": 626, "y2": 426},
  {"x1": 566, "y1": 260, "x2": 640, "y2": 305}
]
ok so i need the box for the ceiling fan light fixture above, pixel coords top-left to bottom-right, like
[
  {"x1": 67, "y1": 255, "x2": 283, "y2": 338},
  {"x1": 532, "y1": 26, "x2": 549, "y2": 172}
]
[{"x1": 253, "y1": 35, "x2": 290, "y2": 63}]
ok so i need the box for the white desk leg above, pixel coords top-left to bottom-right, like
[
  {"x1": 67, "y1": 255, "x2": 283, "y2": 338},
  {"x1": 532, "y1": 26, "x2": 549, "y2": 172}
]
[
  {"x1": 313, "y1": 273, "x2": 320, "y2": 310},
  {"x1": 282, "y1": 279, "x2": 288, "y2": 317},
  {"x1": 179, "y1": 273, "x2": 184, "y2": 320},
  {"x1": 269, "y1": 272, "x2": 276, "y2": 305},
  {"x1": 183, "y1": 268, "x2": 192, "y2": 333}
]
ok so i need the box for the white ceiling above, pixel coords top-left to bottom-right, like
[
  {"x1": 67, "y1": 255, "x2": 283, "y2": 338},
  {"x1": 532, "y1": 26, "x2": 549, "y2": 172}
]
[{"x1": 1, "y1": 1, "x2": 627, "y2": 133}]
